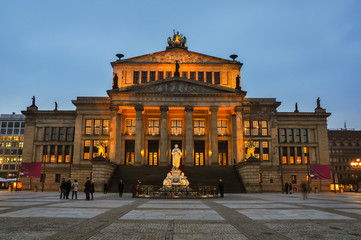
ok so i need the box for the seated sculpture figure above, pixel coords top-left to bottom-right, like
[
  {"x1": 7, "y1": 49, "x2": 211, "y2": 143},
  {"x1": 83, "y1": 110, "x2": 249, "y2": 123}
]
[
  {"x1": 163, "y1": 172, "x2": 173, "y2": 186},
  {"x1": 180, "y1": 172, "x2": 189, "y2": 186}
]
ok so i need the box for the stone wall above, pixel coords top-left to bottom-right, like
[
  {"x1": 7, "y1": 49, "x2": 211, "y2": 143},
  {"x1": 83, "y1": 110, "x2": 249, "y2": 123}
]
[{"x1": 236, "y1": 159, "x2": 262, "y2": 193}]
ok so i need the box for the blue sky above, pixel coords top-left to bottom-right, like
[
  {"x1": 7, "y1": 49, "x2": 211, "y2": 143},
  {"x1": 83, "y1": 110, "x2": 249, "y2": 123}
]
[{"x1": 1, "y1": 0, "x2": 360, "y2": 129}]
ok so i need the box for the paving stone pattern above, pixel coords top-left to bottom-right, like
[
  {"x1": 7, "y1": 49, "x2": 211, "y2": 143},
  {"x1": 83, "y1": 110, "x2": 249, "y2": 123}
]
[{"x1": 0, "y1": 191, "x2": 361, "y2": 239}]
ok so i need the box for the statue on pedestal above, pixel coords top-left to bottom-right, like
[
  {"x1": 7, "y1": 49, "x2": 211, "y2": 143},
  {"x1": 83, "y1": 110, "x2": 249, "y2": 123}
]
[{"x1": 171, "y1": 144, "x2": 182, "y2": 169}]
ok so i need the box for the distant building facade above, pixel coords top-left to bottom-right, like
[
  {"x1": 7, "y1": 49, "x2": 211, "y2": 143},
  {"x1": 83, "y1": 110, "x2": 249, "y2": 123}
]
[
  {"x1": 21, "y1": 32, "x2": 331, "y2": 192},
  {"x1": 328, "y1": 129, "x2": 361, "y2": 187},
  {"x1": 0, "y1": 113, "x2": 25, "y2": 183}
]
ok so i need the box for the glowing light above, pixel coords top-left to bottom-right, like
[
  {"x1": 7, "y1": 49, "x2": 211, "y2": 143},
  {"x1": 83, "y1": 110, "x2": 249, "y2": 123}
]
[{"x1": 209, "y1": 150, "x2": 212, "y2": 157}]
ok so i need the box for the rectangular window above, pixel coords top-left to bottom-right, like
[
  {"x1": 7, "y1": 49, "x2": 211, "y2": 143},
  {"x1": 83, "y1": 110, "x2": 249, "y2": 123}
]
[
  {"x1": 55, "y1": 174, "x2": 61, "y2": 183},
  {"x1": 51, "y1": 128, "x2": 57, "y2": 141},
  {"x1": 1, "y1": 122, "x2": 6, "y2": 128},
  {"x1": 214, "y1": 72, "x2": 220, "y2": 85},
  {"x1": 295, "y1": 129, "x2": 301, "y2": 143},
  {"x1": 280, "y1": 129, "x2": 286, "y2": 143},
  {"x1": 20, "y1": 136, "x2": 24, "y2": 140},
  {"x1": 182, "y1": 72, "x2": 188, "y2": 78},
  {"x1": 291, "y1": 175, "x2": 297, "y2": 184},
  {"x1": 59, "y1": 127, "x2": 65, "y2": 141},
  {"x1": 65, "y1": 146, "x2": 71, "y2": 163},
  {"x1": 288, "y1": 129, "x2": 294, "y2": 143},
  {"x1": 290, "y1": 147, "x2": 295, "y2": 164},
  {"x1": 261, "y1": 121, "x2": 268, "y2": 136},
  {"x1": 244, "y1": 120, "x2": 250, "y2": 136},
  {"x1": 141, "y1": 71, "x2": 148, "y2": 83},
  {"x1": 217, "y1": 119, "x2": 228, "y2": 135},
  {"x1": 198, "y1": 72, "x2": 204, "y2": 82},
  {"x1": 206, "y1": 72, "x2": 212, "y2": 83},
  {"x1": 66, "y1": 128, "x2": 73, "y2": 141},
  {"x1": 6, "y1": 142, "x2": 11, "y2": 147},
  {"x1": 7, "y1": 129, "x2": 12, "y2": 134},
  {"x1": 14, "y1": 129, "x2": 19, "y2": 134},
  {"x1": 166, "y1": 71, "x2": 172, "y2": 78},
  {"x1": 190, "y1": 72, "x2": 196, "y2": 80},
  {"x1": 297, "y1": 147, "x2": 302, "y2": 164},
  {"x1": 20, "y1": 129, "x2": 24, "y2": 134},
  {"x1": 252, "y1": 121, "x2": 259, "y2": 136},
  {"x1": 8, "y1": 122, "x2": 13, "y2": 127},
  {"x1": 171, "y1": 119, "x2": 182, "y2": 135},
  {"x1": 42, "y1": 147, "x2": 48, "y2": 162},
  {"x1": 0, "y1": 129, "x2": 5, "y2": 134},
  {"x1": 21, "y1": 122, "x2": 25, "y2": 128},
  {"x1": 125, "y1": 119, "x2": 136, "y2": 135},
  {"x1": 150, "y1": 71, "x2": 156, "y2": 82},
  {"x1": 57, "y1": 146, "x2": 63, "y2": 163},
  {"x1": 102, "y1": 120, "x2": 109, "y2": 135},
  {"x1": 148, "y1": 119, "x2": 160, "y2": 135},
  {"x1": 15, "y1": 122, "x2": 20, "y2": 128},
  {"x1": 193, "y1": 120, "x2": 205, "y2": 136},
  {"x1": 282, "y1": 147, "x2": 288, "y2": 164},
  {"x1": 304, "y1": 147, "x2": 309, "y2": 164},
  {"x1": 158, "y1": 71, "x2": 164, "y2": 80},
  {"x1": 254, "y1": 141, "x2": 260, "y2": 159},
  {"x1": 303, "y1": 129, "x2": 308, "y2": 143},
  {"x1": 93, "y1": 140, "x2": 99, "y2": 158},
  {"x1": 83, "y1": 140, "x2": 90, "y2": 160},
  {"x1": 85, "y1": 120, "x2": 92, "y2": 135},
  {"x1": 50, "y1": 145, "x2": 55, "y2": 163},
  {"x1": 262, "y1": 141, "x2": 269, "y2": 161},
  {"x1": 133, "y1": 71, "x2": 139, "y2": 84},
  {"x1": 94, "y1": 120, "x2": 100, "y2": 135}
]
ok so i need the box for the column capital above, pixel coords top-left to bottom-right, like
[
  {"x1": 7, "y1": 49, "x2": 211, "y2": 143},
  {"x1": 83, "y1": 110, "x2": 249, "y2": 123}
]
[
  {"x1": 209, "y1": 106, "x2": 218, "y2": 112},
  {"x1": 185, "y1": 105, "x2": 194, "y2": 112},
  {"x1": 110, "y1": 106, "x2": 122, "y2": 115},
  {"x1": 134, "y1": 104, "x2": 144, "y2": 112},
  {"x1": 160, "y1": 105, "x2": 169, "y2": 112},
  {"x1": 234, "y1": 106, "x2": 242, "y2": 112}
]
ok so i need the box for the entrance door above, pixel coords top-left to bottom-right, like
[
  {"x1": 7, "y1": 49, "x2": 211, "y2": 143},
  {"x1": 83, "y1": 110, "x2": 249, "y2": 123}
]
[
  {"x1": 124, "y1": 140, "x2": 135, "y2": 165},
  {"x1": 170, "y1": 140, "x2": 182, "y2": 165},
  {"x1": 194, "y1": 140, "x2": 205, "y2": 166},
  {"x1": 148, "y1": 140, "x2": 159, "y2": 165},
  {"x1": 218, "y1": 141, "x2": 228, "y2": 165}
]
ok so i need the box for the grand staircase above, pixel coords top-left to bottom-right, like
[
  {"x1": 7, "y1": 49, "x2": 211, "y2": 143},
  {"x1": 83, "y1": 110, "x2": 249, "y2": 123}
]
[{"x1": 108, "y1": 165, "x2": 246, "y2": 193}]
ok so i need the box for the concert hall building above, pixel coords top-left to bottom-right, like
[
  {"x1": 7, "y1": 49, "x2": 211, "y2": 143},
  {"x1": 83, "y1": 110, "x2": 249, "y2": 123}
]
[{"x1": 21, "y1": 32, "x2": 331, "y2": 192}]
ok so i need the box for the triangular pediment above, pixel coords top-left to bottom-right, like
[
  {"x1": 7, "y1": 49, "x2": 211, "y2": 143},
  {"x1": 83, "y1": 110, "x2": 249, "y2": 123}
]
[
  {"x1": 112, "y1": 48, "x2": 238, "y2": 64},
  {"x1": 110, "y1": 77, "x2": 245, "y2": 95}
]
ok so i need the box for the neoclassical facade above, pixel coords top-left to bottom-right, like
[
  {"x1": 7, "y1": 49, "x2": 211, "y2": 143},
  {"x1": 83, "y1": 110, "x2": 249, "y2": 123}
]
[{"x1": 21, "y1": 33, "x2": 331, "y2": 192}]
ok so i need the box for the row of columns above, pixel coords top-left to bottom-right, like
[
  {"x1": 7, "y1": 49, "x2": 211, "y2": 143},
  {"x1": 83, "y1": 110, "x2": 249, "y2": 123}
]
[{"x1": 109, "y1": 105, "x2": 244, "y2": 166}]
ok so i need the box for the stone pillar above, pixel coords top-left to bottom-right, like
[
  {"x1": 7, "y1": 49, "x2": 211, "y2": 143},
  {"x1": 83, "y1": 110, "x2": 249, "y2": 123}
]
[
  {"x1": 210, "y1": 106, "x2": 218, "y2": 165},
  {"x1": 72, "y1": 114, "x2": 83, "y2": 164},
  {"x1": 160, "y1": 106, "x2": 168, "y2": 166},
  {"x1": 109, "y1": 106, "x2": 122, "y2": 164},
  {"x1": 185, "y1": 105, "x2": 194, "y2": 166},
  {"x1": 235, "y1": 106, "x2": 244, "y2": 163},
  {"x1": 134, "y1": 104, "x2": 144, "y2": 165}
]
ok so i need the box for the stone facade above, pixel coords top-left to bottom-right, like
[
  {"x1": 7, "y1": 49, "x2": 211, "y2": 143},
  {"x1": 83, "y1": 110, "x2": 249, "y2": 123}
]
[{"x1": 20, "y1": 33, "x2": 332, "y2": 192}]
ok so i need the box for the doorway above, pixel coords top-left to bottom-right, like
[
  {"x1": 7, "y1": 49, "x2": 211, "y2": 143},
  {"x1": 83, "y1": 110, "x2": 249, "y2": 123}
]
[
  {"x1": 194, "y1": 140, "x2": 205, "y2": 166},
  {"x1": 124, "y1": 140, "x2": 135, "y2": 165},
  {"x1": 218, "y1": 141, "x2": 228, "y2": 165},
  {"x1": 148, "y1": 140, "x2": 159, "y2": 165}
]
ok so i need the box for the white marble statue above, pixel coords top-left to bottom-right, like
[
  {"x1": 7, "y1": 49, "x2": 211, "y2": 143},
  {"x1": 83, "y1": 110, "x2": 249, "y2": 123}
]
[{"x1": 171, "y1": 144, "x2": 182, "y2": 169}]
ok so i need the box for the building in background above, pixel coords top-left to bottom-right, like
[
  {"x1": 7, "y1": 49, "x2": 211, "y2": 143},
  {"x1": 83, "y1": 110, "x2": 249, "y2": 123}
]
[
  {"x1": 0, "y1": 113, "x2": 25, "y2": 187},
  {"x1": 328, "y1": 129, "x2": 361, "y2": 189},
  {"x1": 21, "y1": 32, "x2": 331, "y2": 192}
]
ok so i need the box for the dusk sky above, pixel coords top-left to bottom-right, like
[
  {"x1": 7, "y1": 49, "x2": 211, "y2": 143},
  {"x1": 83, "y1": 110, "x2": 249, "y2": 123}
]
[{"x1": 1, "y1": 0, "x2": 360, "y2": 129}]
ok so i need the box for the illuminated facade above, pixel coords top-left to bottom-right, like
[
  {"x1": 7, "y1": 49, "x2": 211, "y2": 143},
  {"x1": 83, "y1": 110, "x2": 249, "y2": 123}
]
[
  {"x1": 0, "y1": 113, "x2": 25, "y2": 183},
  {"x1": 21, "y1": 33, "x2": 331, "y2": 192}
]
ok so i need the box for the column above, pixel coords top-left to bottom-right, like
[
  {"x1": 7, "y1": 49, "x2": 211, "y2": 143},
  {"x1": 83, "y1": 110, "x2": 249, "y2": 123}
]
[
  {"x1": 185, "y1": 105, "x2": 194, "y2": 166},
  {"x1": 159, "y1": 106, "x2": 168, "y2": 166},
  {"x1": 210, "y1": 106, "x2": 218, "y2": 165},
  {"x1": 134, "y1": 104, "x2": 144, "y2": 165},
  {"x1": 72, "y1": 114, "x2": 83, "y2": 164},
  {"x1": 235, "y1": 106, "x2": 244, "y2": 163},
  {"x1": 109, "y1": 106, "x2": 122, "y2": 164}
]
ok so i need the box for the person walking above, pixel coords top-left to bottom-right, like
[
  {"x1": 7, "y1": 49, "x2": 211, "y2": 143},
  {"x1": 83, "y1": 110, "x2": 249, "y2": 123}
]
[
  {"x1": 301, "y1": 182, "x2": 308, "y2": 200},
  {"x1": 103, "y1": 183, "x2": 108, "y2": 194},
  {"x1": 90, "y1": 180, "x2": 95, "y2": 200},
  {"x1": 285, "y1": 182, "x2": 289, "y2": 194},
  {"x1": 118, "y1": 179, "x2": 124, "y2": 198},
  {"x1": 218, "y1": 179, "x2": 224, "y2": 198},
  {"x1": 65, "y1": 178, "x2": 72, "y2": 199},
  {"x1": 71, "y1": 180, "x2": 78, "y2": 199},
  {"x1": 84, "y1": 177, "x2": 91, "y2": 200},
  {"x1": 60, "y1": 178, "x2": 66, "y2": 199}
]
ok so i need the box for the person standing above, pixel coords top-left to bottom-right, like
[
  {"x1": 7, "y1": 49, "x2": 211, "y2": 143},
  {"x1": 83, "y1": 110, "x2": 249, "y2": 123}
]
[
  {"x1": 103, "y1": 183, "x2": 108, "y2": 194},
  {"x1": 60, "y1": 178, "x2": 66, "y2": 199},
  {"x1": 65, "y1": 178, "x2": 72, "y2": 199},
  {"x1": 118, "y1": 179, "x2": 124, "y2": 198},
  {"x1": 301, "y1": 182, "x2": 308, "y2": 200},
  {"x1": 90, "y1": 180, "x2": 95, "y2": 200},
  {"x1": 285, "y1": 182, "x2": 289, "y2": 194},
  {"x1": 71, "y1": 180, "x2": 78, "y2": 200},
  {"x1": 218, "y1": 179, "x2": 224, "y2": 198},
  {"x1": 289, "y1": 182, "x2": 293, "y2": 194},
  {"x1": 84, "y1": 177, "x2": 91, "y2": 200}
]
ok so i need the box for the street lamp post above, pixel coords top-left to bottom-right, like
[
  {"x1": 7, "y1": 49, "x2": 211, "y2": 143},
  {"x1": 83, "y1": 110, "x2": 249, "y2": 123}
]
[{"x1": 350, "y1": 158, "x2": 361, "y2": 192}]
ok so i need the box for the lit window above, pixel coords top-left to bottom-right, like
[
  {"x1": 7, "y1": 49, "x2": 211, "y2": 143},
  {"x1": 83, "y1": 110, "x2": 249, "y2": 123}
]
[
  {"x1": 148, "y1": 119, "x2": 159, "y2": 135},
  {"x1": 13, "y1": 136, "x2": 19, "y2": 141},
  {"x1": 57, "y1": 146, "x2": 63, "y2": 163},
  {"x1": 244, "y1": 120, "x2": 250, "y2": 136},
  {"x1": 261, "y1": 121, "x2": 268, "y2": 136},
  {"x1": 94, "y1": 120, "x2": 100, "y2": 135},
  {"x1": 20, "y1": 136, "x2": 24, "y2": 141},
  {"x1": 65, "y1": 146, "x2": 71, "y2": 163},
  {"x1": 194, "y1": 120, "x2": 205, "y2": 136},
  {"x1": 6, "y1": 142, "x2": 11, "y2": 147},
  {"x1": 85, "y1": 120, "x2": 92, "y2": 135},
  {"x1": 282, "y1": 147, "x2": 288, "y2": 164},
  {"x1": 125, "y1": 119, "x2": 136, "y2": 135},
  {"x1": 19, "y1": 142, "x2": 24, "y2": 148},
  {"x1": 7, "y1": 136, "x2": 12, "y2": 140},
  {"x1": 50, "y1": 146, "x2": 55, "y2": 163},
  {"x1": 290, "y1": 147, "x2": 295, "y2": 164},
  {"x1": 217, "y1": 120, "x2": 227, "y2": 135},
  {"x1": 171, "y1": 119, "x2": 182, "y2": 135},
  {"x1": 83, "y1": 140, "x2": 90, "y2": 160},
  {"x1": 42, "y1": 147, "x2": 48, "y2": 162},
  {"x1": 102, "y1": 120, "x2": 109, "y2": 135},
  {"x1": 297, "y1": 147, "x2": 302, "y2": 164},
  {"x1": 304, "y1": 147, "x2": 309, "y2": 164},
  {"x1": 262, "y1": 141, "x2": 269, "y2": 161}
]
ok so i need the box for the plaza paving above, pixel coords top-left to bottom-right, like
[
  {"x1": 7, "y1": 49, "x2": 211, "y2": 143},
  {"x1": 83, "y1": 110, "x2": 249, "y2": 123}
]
[{"x1": 0, "y1": 191, "x2": 361, "y2": 239}]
